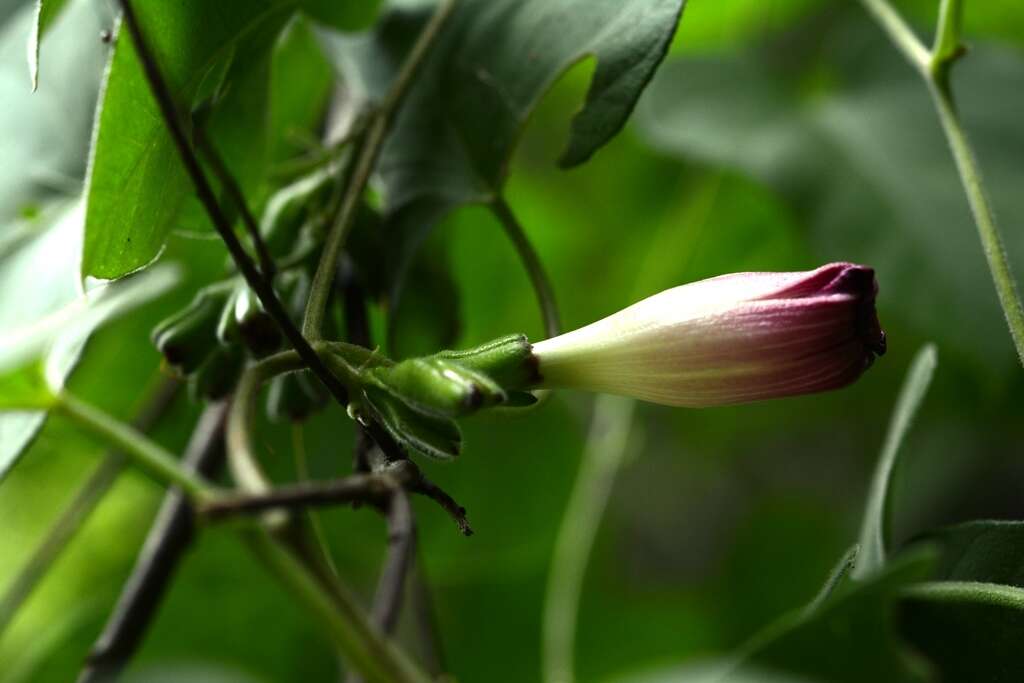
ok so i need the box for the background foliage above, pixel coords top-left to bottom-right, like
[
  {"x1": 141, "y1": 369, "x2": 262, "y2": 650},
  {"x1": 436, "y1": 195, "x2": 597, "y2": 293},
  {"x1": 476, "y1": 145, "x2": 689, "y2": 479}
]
[{"x1": 1, "y1": 0, "x2": 1023, "y2": 681}]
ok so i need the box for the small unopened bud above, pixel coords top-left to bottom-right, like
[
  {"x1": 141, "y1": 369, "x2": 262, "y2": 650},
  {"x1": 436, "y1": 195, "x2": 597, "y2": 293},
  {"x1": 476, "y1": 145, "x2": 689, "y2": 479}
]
[{"x1": 530, "y1": 263, "x2": 885, "y2": 407}]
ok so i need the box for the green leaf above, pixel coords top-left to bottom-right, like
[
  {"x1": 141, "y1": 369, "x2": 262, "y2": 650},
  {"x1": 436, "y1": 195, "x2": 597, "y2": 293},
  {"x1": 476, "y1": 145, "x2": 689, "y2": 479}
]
[
  {"x1": 267, "y1": 16, "x2": 334, "y2": 168},
  {"x1": 0, "y1": 0, "x2": 107, "y2": 225},
  {"x1": 730, "y1": 551, "x2": 936, "y2": 683},
  {"x1": 900, "y1": 581, "x2": 1024, "y2": 683},
  {"x1": 854, "y1": 345, "x2": 937, "y2": 578},
  {"x1": 318, "y1": 0, "x2": 685, "y2": 210},
  {"x1": 299, "y1": 0, "x2": 381, "y2": 31},
  {"x1": 924, "y1": 520, "x2": 1024, "y2": 588},
  {"x1": 362, "y1": 385, "x2": 461, "y2": 460},
  {"x1": 0, "y1": 214, "x2": 178, "y2": 482},
  {"x1": 26, "y1": 0, "x2": 70, "y2": 90},
  {"x1": 81, "y1": 1, "x2": 297, "y2": 279},
  {"x1": 635, "y1": 21, "x2": 1024, "y2": 372},
  {"x1": 0, "y1": 361, "x2": 55, "y2": 411}
]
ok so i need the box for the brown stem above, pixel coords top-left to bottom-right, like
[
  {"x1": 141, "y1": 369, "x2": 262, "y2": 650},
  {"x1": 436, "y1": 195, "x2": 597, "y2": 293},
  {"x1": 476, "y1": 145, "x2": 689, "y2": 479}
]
[{"x1": 77, "y1": 403, "x2": 228, "y2": 683}]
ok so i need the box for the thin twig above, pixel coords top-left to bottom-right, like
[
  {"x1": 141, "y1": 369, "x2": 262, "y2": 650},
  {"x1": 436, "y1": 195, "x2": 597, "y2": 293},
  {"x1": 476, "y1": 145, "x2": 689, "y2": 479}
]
[
  {"x1": 303, "y1": 0, "x2": 457, "y2": 340},
  {"x1": 859, "y1": 0, "x2": 1024, "y2": 366},
  {"x1": 117, "y1": 0, "x2": 355, "y2": 406},
  {"x1": 409, "y1": 558, "x2": 448, "y2": 676},
  {"x1": 542, "y1": 396, "x2": 635, "y2": 683},
  {"x1": 202, "y1": 472, "x2": 397, "y2": 519},
  {"x1": 346, "y1": 491, "x2": 417, "y2": 683},
  {"x1": 202, "y1": 465, "x2": 470, "y2": 535},
  {"x1": 0, "y1": 378, "x2": 180, "y2": 638},
  {"x1": 369, "y1": 491, "x2": 416, "y2": 634},
  {"x1": 77, "y1": 403, "x2": 228, "y2": 683},
  {"x1": 490, "y1": 195, "x2": 561, "y2": 339}
]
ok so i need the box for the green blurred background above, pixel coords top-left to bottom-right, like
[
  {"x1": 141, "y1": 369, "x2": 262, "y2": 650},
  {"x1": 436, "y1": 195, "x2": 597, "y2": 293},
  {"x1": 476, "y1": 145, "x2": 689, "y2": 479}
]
[{"x1": 1, "y1": 0, "x2": 1023, "y2": 681}]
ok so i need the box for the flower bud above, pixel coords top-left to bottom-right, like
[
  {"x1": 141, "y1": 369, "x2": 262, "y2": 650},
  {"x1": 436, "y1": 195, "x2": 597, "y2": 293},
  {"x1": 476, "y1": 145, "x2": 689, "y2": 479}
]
[{"x1": 530, "y1": 263, "x2": 886, "y2": 407}]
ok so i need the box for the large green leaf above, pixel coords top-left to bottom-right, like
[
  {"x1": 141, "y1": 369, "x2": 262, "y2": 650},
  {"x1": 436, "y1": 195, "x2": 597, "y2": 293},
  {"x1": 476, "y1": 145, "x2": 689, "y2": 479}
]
[
  {"x1": 318, "y1": 0, "x2": 686, "y2": 210},
  {"x1": 900, "y1": 581, "x2": 1024, "y2": 683},
  {"x1": 316, "y1": 0, "x2": 685, "y2": 347},
  {"x1": 854, "y1": 345, "x2": 937, "y2": 578},
  {"x1": 635, "y1": 18, "x2": 1024, "y2": 373},
  {"x1": 0, "y1": 200, "x2": 178, "y2": 481},
  {"x1": 726, "y1": 551, "x2": 935, "y2": 683},
  {"x1": 81, "y1": 0, "x2": 297, "y2": 279},
  {"x1": 922, "y1": 520, "x2": 1024, "y2": 588},
  {"x1": 0, "y1": 0, "x2": 107, "y2": 226}
]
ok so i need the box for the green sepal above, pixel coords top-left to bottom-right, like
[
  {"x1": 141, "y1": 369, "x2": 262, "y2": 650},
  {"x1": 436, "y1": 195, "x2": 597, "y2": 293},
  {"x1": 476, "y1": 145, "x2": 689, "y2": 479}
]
[
  {"x1": 361, "y1": 386, "x2": 461, "y2": 461},
  {"x1": 217, "y1": 284, "x2": 281, "y2": 357},
  {"x1": 188, "y1": 343, "x2": 245, "y2": 402},
  {"x1": 260, "y1": 165, "x2": 335, "y2": 259},
  {"x1": 151, "y1": 281, "x2": 234, "y2": 374},
  {"x1": 367, "y1": 357, "x2": 507, "y2": 420},
  {"x1": 435, "y1": 334, "x2": 538, "y2": 390},
  {"x1": 266, "y1": 369, "x2": 327, "y2": 423}
]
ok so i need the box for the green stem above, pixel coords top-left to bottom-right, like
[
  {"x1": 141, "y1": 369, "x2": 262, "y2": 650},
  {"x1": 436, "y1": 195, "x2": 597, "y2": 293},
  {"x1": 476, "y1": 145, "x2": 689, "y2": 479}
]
[
  {"x1": 931, "y1": 0, "x2": 963, "y2": 67},
  {"x1": 228, "y1": 352, "x2": 431, "y2": 683},
  {"x1": 859, "y1": 0, "x2": 930, "y2": 73},
  {"x1": 302, "y1": 0, "x2": 457, "y2": 340},
  {"x1": 491, "y1": 196, "x2": 562, "y2": 339},
  {"x1": 542, "y1": 396, "x2": 635, "y2": 683},
  {"x1": 55, "y1": 392, "x2": 212, "y2": 500},
  {"x1": 0, "y1": 379, "x2": 179, "y2": 637},
  {"x1": 246, "y1": 530, "x2": 433, "y2": 683},
  {"x1": 227, "y1": 351, "x2": 305, "y2": 494},
  {"x1": 860, "y1": 0, "x2": 1024, "y2": 366},
  {"x1": 926, "y1": 82, "x2": 1024, "y2": 364}
]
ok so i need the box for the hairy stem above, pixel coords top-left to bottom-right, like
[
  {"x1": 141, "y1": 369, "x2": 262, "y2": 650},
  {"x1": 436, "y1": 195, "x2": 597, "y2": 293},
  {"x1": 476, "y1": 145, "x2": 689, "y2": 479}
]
[
  {"x1": 0, "y1": 378, "x2": 179, "y2": 638},
  {"x1": 303, "y1": 0, "x2": 457, "y2": 340},
  {"x1": 490, "y1": 195, "x2": 562, "y2": 339},
  {"x1": 78, "y1": 404, "x2": 228, "y2": 683},
  {"x1": 925, "y1": 83, "x2": 1024, "y2": 365},
  {"x1": 55, "y1": 392, "x2": 213, "y2": 500},
  {"x1": 859, "y1": 0, "x2": 1024, "y2": 365},
  {"x1": 542, "y1": 396, "x2": 635, "y2": 683}
]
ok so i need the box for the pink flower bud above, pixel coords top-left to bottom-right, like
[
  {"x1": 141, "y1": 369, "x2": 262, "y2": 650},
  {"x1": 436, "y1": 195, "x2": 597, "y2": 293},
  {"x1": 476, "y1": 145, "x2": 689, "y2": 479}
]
[{"x1": 531, "y1": 263, "x2": 885, "y2": 407}]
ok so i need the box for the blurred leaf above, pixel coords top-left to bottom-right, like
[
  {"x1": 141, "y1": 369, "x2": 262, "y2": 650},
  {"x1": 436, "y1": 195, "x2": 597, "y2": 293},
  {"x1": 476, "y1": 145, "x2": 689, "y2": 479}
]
[
  {"x1": 923, "y1": 520, "x2": 1024, "y2": 588},
  {"x1": 267, "y1": 16, "x2": 334, "y2": 167},
  {"x1": 609, "y1": 661, "x2": 823, "y2": 683},
  {"x1": 0, "y1": 227, "x2": 178, "y2": 480},
  {"x1": 636, "y1": 26, "x2": 1024, "y2": 372},
  {"x1": 81, "y1": 0, "x2": 296, "y2": 279},
  {"x1": 26, "y1": 0, "x2": 70, "y2": 90},
  {"x1": 854, "y1": 344, "x2": 937, "y2": 578},
  {"x1": 900, "y1": 581, "x2": 1024, "y2": 683},
  {"x1": 318, "y1": 0, "x2": 686, "y2": 209},
  {"x1": 729, "y1": 551, "x2": 935, "y2": 683},
  {"x1": 299, "y1": 0, "x2": 380, "y2": 31},
  {"x1": 387, "y1": 237, "x2": 461, "y2": 358},
  {"x1": 0, "y1": 0, "x2": 108, "y2": 225}
]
